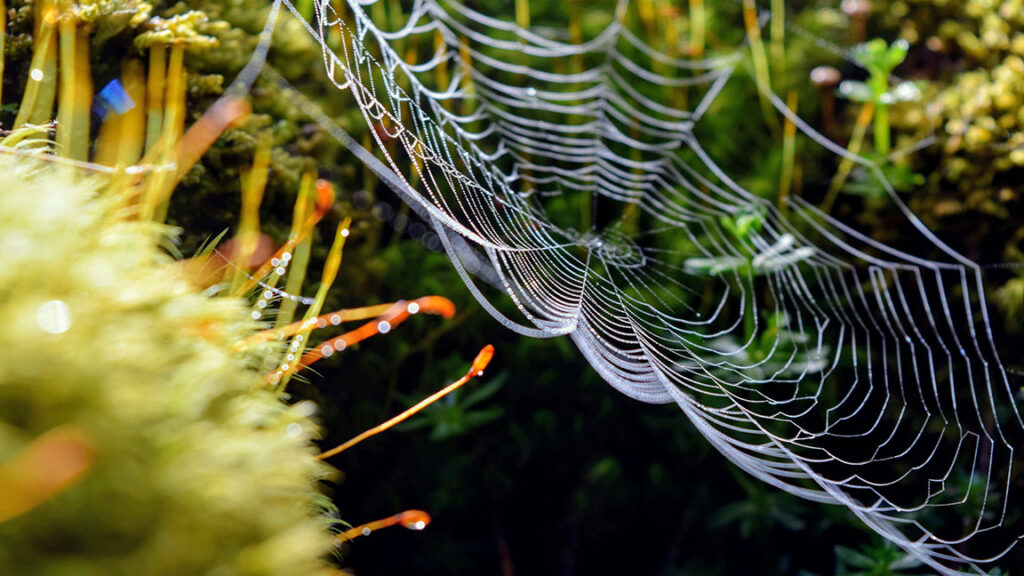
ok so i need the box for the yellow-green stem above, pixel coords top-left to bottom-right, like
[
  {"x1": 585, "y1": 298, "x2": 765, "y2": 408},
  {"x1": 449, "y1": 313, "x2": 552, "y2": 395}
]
[
  {"x1": 162, "y1": 44, "x2": 186, "y2": 151},
  {"x1": 742, "y1": 0, "x2": 778, "y2": 132},
  {"x1": 689, "y1": 0, "x2": 705, "y2": 57},
  {"x1": 770, "y1": 0, "x2": 785, "y2": 87},
  {"x1": 144, "y1": 43, "x2": 166, "y2": 153},
  {"x1": 515, "y1": 0, "x2": 530, "y2": 28},
  {"x1": 15, "y1": 3, "x2": 57, "y2": 128},
  {"x1": 567, "y1": 0, "x2": 589, "y2": 231},
  {"x1": 275, "y1": 172, "x2": 317, "y2": 329},
  {"x1": 778, "y1": 91, "x2": 798, "y2": 214},
  {"x1": 0, "y1": 0, "x2": 7, "y2": 107},
  {"x1": 57, "y1": 20, "x2": 92, "y2": 162},
  {"x1": 150, "y1": 43, "x2": 186, "y2": 222},
  {"x1": 230, "y1": 131, "x2": 272, "y2": 293},
  {"x1": 278, "y1": 218, "x2": 352, "y2": 392},
  {"x1": 874, "y1": 101, "x2": 890, "y2": 157},
  {"x1": 458, "y1": 36, "x2": 477, "y2": 134},
  {"x1": 636, "y1": 0, "x2": 656, "y2": 38},
  {"x1": 821, "y1": 102, "x2": 874, "y2": 213}
]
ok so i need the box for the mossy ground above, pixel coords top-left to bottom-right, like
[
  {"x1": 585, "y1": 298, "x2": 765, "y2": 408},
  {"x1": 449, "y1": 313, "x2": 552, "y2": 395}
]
[{"x1": 0, "y1": 155, "x2": 337, "y2": 576}]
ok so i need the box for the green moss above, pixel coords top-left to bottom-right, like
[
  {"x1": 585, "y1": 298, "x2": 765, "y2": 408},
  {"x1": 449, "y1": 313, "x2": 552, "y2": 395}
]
[{"x1": 0, "y1": 155, "x2": 337, "y2": 576}]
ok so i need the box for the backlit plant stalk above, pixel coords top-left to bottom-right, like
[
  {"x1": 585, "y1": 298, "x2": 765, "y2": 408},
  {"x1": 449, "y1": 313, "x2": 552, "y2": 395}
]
[
  {"x1": 276, "y1": 172, "x2": 319, "y2": 329},
  {"x1": 14, "y1": 1, "x2": 57, "y2": 128},
  {"x1": 317, "y1": 345, "x2": 494, "y2": 459},
  {"x1": 770, "y1": 0, "x2": 785, "y2": 86},
  {"x1": 689, "y1": 0, "x2": 705, "y2": 57},
  {"x1": 742, "y1": 0, "x2": 777, "y2": 131},
  {"x1": 55, "y1": 4, "x2": 91, "y2": 162}
]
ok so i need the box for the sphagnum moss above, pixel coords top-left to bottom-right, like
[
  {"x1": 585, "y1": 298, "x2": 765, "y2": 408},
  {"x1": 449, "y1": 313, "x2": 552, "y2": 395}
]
[{"x1": 0, "y1": 153, "x2": 338, "y2": 576}]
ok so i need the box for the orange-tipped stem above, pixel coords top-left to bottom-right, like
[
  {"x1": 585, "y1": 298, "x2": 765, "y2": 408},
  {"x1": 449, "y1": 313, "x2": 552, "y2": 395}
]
[
  {"x1": 339, "y1": 509, "x2": 431, "y2": 541},
  {"x1": 318, "y1": 345, "x2": 494, "y2": 459},
  {"x1": 243, "y1": 303, "x2": 393, "y2": 350},
  {"x1": 173, "y1": 96, "x2": 251, "y2": 184},
  {"x1": 287, "y1": 296, "x2": 456, "y2": 372},
  {"x1": 179, "y1": 233, "x2": 276, "y2": 288},
  {"x1": 470, "y1": 343, "x2": 495, "y2": 375},
  {"x1": 0, "y1": 427, "x2": 94, "y2": 523},
  {"x1": 314, "y1": 177, "x2": 335, "y2": 214}
]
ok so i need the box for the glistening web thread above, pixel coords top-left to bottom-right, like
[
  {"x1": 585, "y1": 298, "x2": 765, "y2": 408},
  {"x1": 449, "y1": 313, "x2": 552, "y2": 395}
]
[{"x1": 241, "y1": 1, "x2": 1024, "y2": 573}]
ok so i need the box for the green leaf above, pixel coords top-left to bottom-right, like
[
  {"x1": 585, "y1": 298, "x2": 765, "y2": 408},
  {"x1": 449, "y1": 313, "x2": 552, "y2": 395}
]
[
  {"x1": 853, "y1": 38, "x2": 907, "y2": 76},
  {"x1": 834, "y1": 545, "x2": 876, "y2": 569},
  {"x1": 460, "y1": 373, "x2": 507, "y2": 409},
  {"x1": 838, "y1": 80, "x2": 875, "y2": 103}
]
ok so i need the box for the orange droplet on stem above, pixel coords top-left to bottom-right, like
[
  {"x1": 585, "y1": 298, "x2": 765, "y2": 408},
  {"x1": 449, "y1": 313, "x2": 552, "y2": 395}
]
[
  {"x1": 413, "y1": 296, "x2": 456, "y2": 319},
  {"x1": 396, "y1": 510, "x2": 431, "y2": 530},
  {"x1": 315, "y1": 179, "x2": 334, "y2": 215},
  {"x1": 471, "y1": 344, "x2": 495, "y2": 375},
  {"x1": 339, "y1": 509, "x2": 433, "y2": 542}
]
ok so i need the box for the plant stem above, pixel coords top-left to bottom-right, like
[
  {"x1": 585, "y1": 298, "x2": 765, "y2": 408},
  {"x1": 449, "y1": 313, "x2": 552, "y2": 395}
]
[
  {"x1": 235, "y1": 178, "x2": 334, "y2": 297},
  {"x1": 274, "y1": 172, "x2": 316, "y2": 329},
  {"x1": 339, "y1": 510, "x2": 431, "y2": 541},
  {"x1": 230, "y1": 131, "x2": 272, "y2": 294},
  {"x1": 742, "y1": 0, "x2": 778, "y2": 132},
  {"x1": 770, "y1": 0, "x2": 785, "y2": 86},
  {"x1": 515, "y1": 0, "x2": 530, "y2": 29},
  {"x1": 144, "y1": 43, "x2": 166, "y2": 153},
  {"x1": 278, "y1": 217, "x2": 353, "y2": 391},
  {"x1": 689, "y1": 0, "x2": 705, "y2": 57},
  {"x1": 95, "y1": 61, "x2": 146, "y2": 167},
  {"x1": 57, "y1": 17, "x2": 92, "y2": 162},
  {"x1": 778, "y1": 90, "x2": 798, "y2": 214},
  {"x1": 821, "y1": 101, "x2": 874, "y2": 213},
  {"x1": 0, "y1": 0, "x2": 7, "y2": 109},
  {"x1": 148, "y1": 42, "x2": 186, "y2": 222},
  {"x1": 871, "y1": 74, "x2": 891, "y2": 157},
  {"x1": 637, "y1": 0, "x2": 656, "y2": 38},
  {"x1": 317, "y1": 345, "x2": 494, "y2": 459},
  {"x1": 874, "y1": 102, "x2": 889, "y2": 157},
  {"x1": 15, "y1": 3, "x2": 57, "y2": 128}
]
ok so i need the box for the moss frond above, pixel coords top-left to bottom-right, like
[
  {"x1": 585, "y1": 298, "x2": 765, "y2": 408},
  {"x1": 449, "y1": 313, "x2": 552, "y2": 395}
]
[{"x1": 0, "y1": 155, "x2": 337, "y2": 576}]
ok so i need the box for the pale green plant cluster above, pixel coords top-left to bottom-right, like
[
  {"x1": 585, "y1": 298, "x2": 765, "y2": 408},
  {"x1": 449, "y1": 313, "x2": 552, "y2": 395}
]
[{"x1": 0, "y1": 155, "x2": 337, "y2": 575}]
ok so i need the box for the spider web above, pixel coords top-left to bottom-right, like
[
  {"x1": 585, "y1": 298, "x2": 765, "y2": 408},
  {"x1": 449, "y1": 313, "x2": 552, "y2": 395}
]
[{"x1": 256, "y1": 0, "x2": 1024, "y2": 572}]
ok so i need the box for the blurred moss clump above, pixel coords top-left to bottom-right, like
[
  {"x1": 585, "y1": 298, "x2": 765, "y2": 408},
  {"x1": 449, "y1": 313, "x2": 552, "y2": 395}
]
[
  {"x1": 877, "y1": 0, "x2": 1024, "y2": 220},
  {"x1": 0, "y1": 155, "x2": 337, "y2": 575}
]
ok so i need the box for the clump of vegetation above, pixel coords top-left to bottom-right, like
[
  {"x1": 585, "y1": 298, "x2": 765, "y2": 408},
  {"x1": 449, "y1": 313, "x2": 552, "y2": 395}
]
[
  {"x1": 0, "y1": 2, "x2": 344, "y2": 573},
  {"x1": 0, "y1": 2, "x2": 481, "y2": 572},
  {"x1": 838, "y1": 2, "x2": 1008, "y2": 207},
  {"x1": 0, "y1": 153, "x2": 337, "y2": 575},
  {"x1": 880, "y1": 0, "x2": 1024, "y2": 214}
]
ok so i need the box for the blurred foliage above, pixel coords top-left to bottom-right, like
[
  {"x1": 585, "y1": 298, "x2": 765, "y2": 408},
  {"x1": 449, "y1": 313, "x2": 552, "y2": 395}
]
[
  {"x1": 397, "y1": 372, "x2": 507, "y2": 441},
  {"x1": 821, "y1": 542, "x2": 923, "y2": 576},
  {"x1": 874, "y1": 0, "x2": 1024, "y2": 245},
  {"x1": 0, "y1": 155, "x2": 336, "y2": 575}
]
